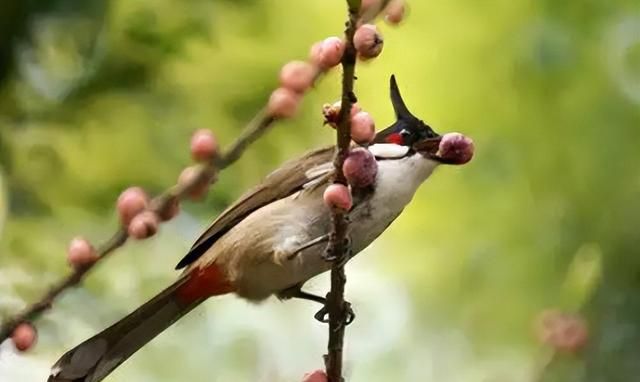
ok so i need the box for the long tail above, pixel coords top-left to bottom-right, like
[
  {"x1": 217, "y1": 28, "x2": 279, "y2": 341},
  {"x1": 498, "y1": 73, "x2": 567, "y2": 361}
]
[{"x1": 49, "y1": 265, "x2": 232, "y2": 382}]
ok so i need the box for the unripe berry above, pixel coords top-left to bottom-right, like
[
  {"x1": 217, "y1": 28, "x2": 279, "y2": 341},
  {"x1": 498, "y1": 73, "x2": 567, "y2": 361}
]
[
  {"x1": 350, "y1": 111, "x2": 376, "y2": 144},
  {"x1": 116, "y1": 187, "x2": 149, "y2": 226},
  {"x1": 128, "y1": 211, "x2": 160, "y2": 239},
  {"x1": 309, "y1": 42, "x2": 323, "y2": 65},
  {"x1": 323, "y1": 184, "x2": 352, "y2": 211},
  {"x1": 67, "y1": 237, "x2": 98, "y2": 268},
  {"x1": 438, "y1": 132, "x2": 474, "y2": 165},
  {"x1": 190, "y1": 129, "x2": 218, "y2": 162},
  {"x1": 354, "y1": 24, "x2": 384, "y2": 60},
  {"x1": 310, "y1": 37, "x2": 345, "y2": 69},
  {"x1": 303, "y1": 370, "x2": 328, "y2": 382},
  {"x1": 322, "y1": 101, "x2": 361, "y2": 128},
  {"x1": 279, "y1": 60, "x2": 315, "y2": 94},
  {"x1": 178, "y1": 166, "x2": 209, "y2": 200},
  {"x1": 343, "y1": 148, "x2": 378, "y2": 188},
  {"x1": 12, "y1": 323, "x2": 37, "y2": 352},
  {"x1": 384, "y1": 0, "x2": 406, "y2": 25},
  {"x1": 267, "y1": 87, "x2": 301, "y2": 118},
  {"x1": 535, "y1": 310, "x2": 589, "y2": 353}
]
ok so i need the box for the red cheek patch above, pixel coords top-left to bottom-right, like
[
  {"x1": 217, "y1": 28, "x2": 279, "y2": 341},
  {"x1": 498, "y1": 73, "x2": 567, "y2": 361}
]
[{"x1": 385, "y1": 133, "x2": 404, "y2": 145}]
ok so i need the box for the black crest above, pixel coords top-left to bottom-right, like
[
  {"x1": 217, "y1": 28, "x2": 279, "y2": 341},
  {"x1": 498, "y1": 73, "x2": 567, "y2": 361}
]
[{"x1": 374, "y1": 75, "x2": 438, "y2": 145}]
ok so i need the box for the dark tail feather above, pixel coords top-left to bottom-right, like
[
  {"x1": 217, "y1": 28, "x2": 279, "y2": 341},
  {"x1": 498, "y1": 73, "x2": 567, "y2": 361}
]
[{"x1": 49, "y1": 277, "x2": 202, "y2": 382}]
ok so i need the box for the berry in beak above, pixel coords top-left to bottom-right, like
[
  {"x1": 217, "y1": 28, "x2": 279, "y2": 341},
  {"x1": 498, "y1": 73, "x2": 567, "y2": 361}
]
[
  {"x1": 413, "y1": 132, "x2": 474, "y2": 165},
  {"x1": 372, "y1": 75, "x2": 474, "y2": 165}
]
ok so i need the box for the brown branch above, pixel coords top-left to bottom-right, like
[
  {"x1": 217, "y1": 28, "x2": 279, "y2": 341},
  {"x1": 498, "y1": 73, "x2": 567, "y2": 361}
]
[
  {"x1": 323, "y1": 1, "x2": 361, "y2": 381},
  {"x1": 0, "y1": 80, "x2": 310, "y2": 344},
  {"x1": 0, "y1": 229, "x2": 128, "y2": 343}
]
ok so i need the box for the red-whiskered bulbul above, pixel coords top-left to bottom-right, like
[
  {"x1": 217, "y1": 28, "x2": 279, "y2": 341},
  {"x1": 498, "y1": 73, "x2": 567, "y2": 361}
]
[{"x1": 49, "y1": 75, "x2": 474, "y2": 382}]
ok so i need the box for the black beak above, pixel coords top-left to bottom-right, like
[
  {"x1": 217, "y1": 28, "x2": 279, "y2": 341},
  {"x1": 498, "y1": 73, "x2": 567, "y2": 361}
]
[
  {"x1": 384, "y1": 75, "x2": 474, "y2": 165},
  {"x1": 413, "y1": 134, "x2": 475, "y2": 165},
  {"x1": 412, "y1": 136, "x2": 445, "y2": 162}
]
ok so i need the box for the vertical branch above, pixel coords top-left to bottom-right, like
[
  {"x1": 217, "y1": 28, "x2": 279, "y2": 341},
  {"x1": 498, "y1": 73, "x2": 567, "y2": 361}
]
[{"x1": 324, "y1": 1, "x2": 361, "y2": 381}]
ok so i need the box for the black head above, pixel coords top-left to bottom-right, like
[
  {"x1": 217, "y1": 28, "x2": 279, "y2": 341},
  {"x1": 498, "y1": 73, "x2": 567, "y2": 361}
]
[{"x1": 373, "y1": 75, "x2": 439, "y2": 146}]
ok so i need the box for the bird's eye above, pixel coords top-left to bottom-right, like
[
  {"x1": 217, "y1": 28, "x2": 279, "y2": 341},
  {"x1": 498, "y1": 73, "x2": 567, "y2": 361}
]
[{"x1": 400, "y1": 129, "x2": 416, "y2": 144}]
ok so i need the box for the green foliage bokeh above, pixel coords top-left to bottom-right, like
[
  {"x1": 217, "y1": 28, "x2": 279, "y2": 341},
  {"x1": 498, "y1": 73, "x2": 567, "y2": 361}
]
[{"x1": 1, "y1": 1, "x2": 640, "y2": 381}]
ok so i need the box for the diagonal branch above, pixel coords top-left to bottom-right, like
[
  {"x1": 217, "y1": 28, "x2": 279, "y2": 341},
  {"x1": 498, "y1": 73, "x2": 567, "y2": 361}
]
[
  {"x1": 323, "y1": 1, "x2": 361, "y2": 381},
  {"x1": 0, "y1": 88, "x2": 307, "y2": 344}
]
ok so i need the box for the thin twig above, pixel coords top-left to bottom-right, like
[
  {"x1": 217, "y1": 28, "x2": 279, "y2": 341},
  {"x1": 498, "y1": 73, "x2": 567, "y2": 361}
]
[
  {"x1": 0, "y1": 83, "x2": 305, "y2": 344},
  {"x1": 323, "y1": 1, "x2": 361, "y2": 381},
  {"x1": 360, "y1": 0, "x2": 392, "y2": 23},
  {"x1": 0, "y1": 229, "x2": 128, "y2": 343}
]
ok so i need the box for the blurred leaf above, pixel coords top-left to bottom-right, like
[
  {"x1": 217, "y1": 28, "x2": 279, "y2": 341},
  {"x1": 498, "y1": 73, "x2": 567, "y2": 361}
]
[{"x1": 561, "y1": 243, "x2": 602, "y2": 311}]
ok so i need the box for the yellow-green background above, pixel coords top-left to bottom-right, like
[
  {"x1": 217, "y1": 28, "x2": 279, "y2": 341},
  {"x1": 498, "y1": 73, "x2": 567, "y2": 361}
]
[{"x1": 1, "y1": 1, "x2": 640, "y2": 381}]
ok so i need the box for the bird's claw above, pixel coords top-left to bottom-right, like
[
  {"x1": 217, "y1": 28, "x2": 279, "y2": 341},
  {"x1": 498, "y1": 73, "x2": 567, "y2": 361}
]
[
  {"x1": 313, "y1": 301, "x2": 355, "y2": 326},
  {"x1": 321, "y1": 236, "x2": 352, "y2": 263},
  {"x1": 314, "y1": 306, "x2": 330, "y2": 323},
  {"x1": 321, "y1": 248, "x2": 337, "y2": 262},
  {"x1": 344, "y1": 301, "x2": 355, "y2": 325}
]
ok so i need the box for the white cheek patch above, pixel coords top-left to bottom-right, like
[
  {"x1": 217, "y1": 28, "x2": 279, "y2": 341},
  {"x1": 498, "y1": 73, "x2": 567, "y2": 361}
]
[{"x1": 368, "y1": 143, "x2": 410, "y2": 159}]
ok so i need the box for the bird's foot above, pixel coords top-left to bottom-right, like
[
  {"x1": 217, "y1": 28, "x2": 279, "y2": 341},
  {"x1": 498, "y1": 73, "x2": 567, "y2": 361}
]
[
  {"x1": 314, "y1": 300, "x2": 355, "y2": 327},
  {"x1": 286, "y1": 234, "x2": 331, "y2": 261},
  {"x1": 321, "y1": 236, "x2": 352, "y2": 263}
]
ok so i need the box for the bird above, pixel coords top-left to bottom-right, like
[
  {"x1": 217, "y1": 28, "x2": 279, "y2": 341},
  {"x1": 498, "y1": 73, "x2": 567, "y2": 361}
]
[{"x1": 48, "y1": 75, "x2": 474, "y2": 382}]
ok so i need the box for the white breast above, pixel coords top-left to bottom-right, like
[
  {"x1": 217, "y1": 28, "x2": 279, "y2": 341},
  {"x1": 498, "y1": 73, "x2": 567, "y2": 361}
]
[
  {"x1": 348, "y1": 153, "x2": 439, "y2": 253},
  {"x1": 227, "y1": 149, "x2": 439, "y2": 301}
]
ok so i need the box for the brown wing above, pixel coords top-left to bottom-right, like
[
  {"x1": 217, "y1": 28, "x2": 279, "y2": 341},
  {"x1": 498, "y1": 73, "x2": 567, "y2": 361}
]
[{"x1": 175, "y1": 146, "x2": 335, "y2": 269}]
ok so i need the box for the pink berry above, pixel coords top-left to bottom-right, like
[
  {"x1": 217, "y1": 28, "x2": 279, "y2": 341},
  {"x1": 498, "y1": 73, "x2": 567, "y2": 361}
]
[
  {"x1": 384, "y1": 0, "x2": 406, "y2": 25},
  {"x1": 302, "y1": 370, "x2": 328, "y2": 382},
  {"x1": 438, "y1": 132, "x2": 474, "y2": 165},
  {"x1": 178, "y1": 166, "x2": 209, "y2": 200},
  {"x1": 309, "y1": 42, "x2": 323, "y2": 65},
  {"x1": 555, "y1": 316, "x2": 589, "y2": 353},
  {"x1": 267, "y1": 87, "x2": 301, "y2": 118},
  {"x1": 128, "y1": 211, "x2": 160, "y2": 239},
  {"x1": 190, "y1": 129, "x2": 218, "y2": 162},
  {"x1": 279, "y1": 60, "x2": 315, "y2": 94},
  {"x1": 310, "y1": 37, "x2": 345, "y2": 69},
  {"x1": 535, "y1": 310, "x2": 589, "y2": 353},
  {"x1": 343, "y1": 148, "x2": 378, "y2": 188},
  {"x1": 12, "y1": 323, "x2": 37, "y2": 352},
  {"x1": 116, "y1": 187, "x2": 149, "y2": 226},
  {"x1": 158, "y1": 197, "x2": 180, "y2": 221},
  {"x1": 322, "y1": 101, "x2": 361, "y2": 128},
  {"x1": 67, "y1": 237, "x2": 98, "y2": 268},
  {"x1": 350, "y1": 111, "x2": 376, "y2": 144},
  {"x1": 354, "y1": 24, "x2": 384, "y2": 60},
  {"x1": 323, "y1": 184, "x2": 352, "y2": 211}
]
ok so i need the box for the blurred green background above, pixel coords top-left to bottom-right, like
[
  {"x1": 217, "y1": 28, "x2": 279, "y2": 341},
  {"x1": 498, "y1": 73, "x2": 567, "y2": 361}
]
[{"x1": 1, "y1": 0, "x2": 640, "y2": 381}]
